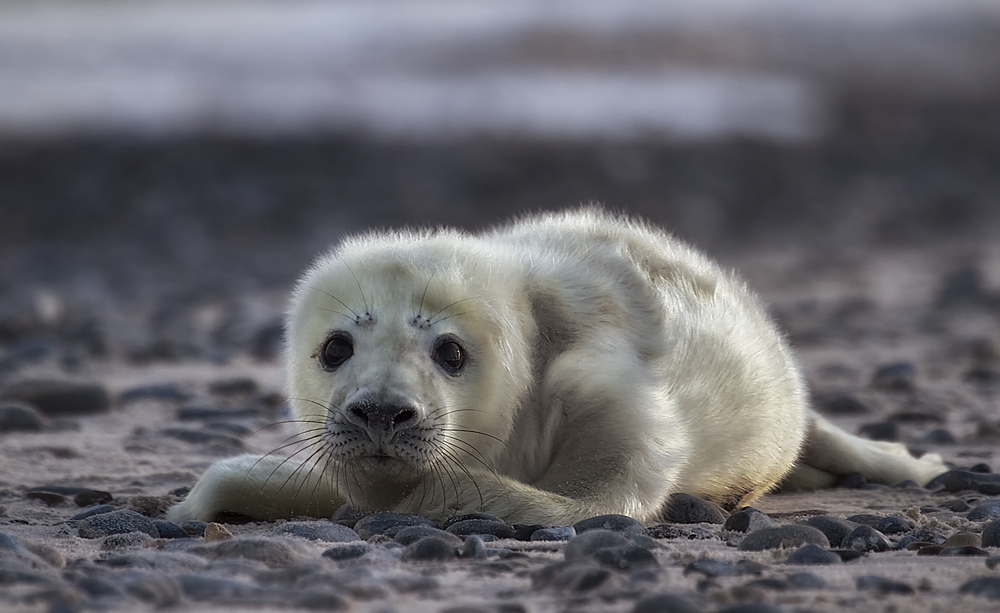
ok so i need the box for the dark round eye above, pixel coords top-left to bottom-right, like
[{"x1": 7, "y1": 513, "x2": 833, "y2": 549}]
[
  {"x1": 433, "y1": 339, "x2": 465, "y2": 374},
  {"x1": 320, "y1": 334, "x2": 353, "y2": 370}
]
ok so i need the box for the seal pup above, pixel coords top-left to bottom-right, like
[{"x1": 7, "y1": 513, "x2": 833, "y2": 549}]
[{"x1": 168, "y1": 209, "x2": 947, "y2": 525}]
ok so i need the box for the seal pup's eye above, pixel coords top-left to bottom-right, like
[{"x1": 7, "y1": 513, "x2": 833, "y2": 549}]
[
  {"x1": 320, "y1": 334, "x2": 353, "y2": 370},
  {"x1": 433, "y1": 338, "x2": 466, "y2": 374}
]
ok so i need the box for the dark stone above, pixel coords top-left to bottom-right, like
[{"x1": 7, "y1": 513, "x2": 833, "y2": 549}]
[
  {"x1": 939, "y1": 545, "x2": 989, "y2": 556},
  {"x1": 845, "y1": 514, "x2": 885, "y2": 527},
  {"x1": 120, "y1": 571, "x2": 183, "y2": 607},
  {"x1": 26, "y1": 491, "x2": 66, "y2": 506},
  {"x1": 190, "y1": 538, "x2": 299, "y2": 567},
  {"x1": 856, "y1": 575, "x2": 915, "y2": 595},
  {"x1": 786, "y1": 543, "x2": 841, "y2": 565},
  {"x1": 530, "y1": 526, "x2": 576, "y2": 542},
  {"x1": 274, "y1": 521, "x2": 361, "y2": 543},
  {"x1": 927, "y1": 470, "x2": 1000, "y2": 495},
  {"x1": 445, "y1": 519, "x2": 514, "y2": 539},
  {"x1": 393, "y1": 526, "x2": 462, "y2": 547},
  {"x1": 961, "y1": 577, "x2": 1000, "y2": 599},
  {"x1": 118, "y1": 384, "x2": 189, "y2": 405},
  {"x1": 177, "y1": 574, "x2": 259, "y2": 601},
  {"x1": 572, "y1": 513, "x2": 644, "y2": 535},
  {"x1": 330, "y1": 504, "x2": 368, "y2": 528},
  {"x1": 968, "y1": 500, "x2": 1000, "y2": 521},
  {"x1": 830, "y1": 549, "x2": 866, "y2": 562},
  {"x1": 208, "y1": 377, "x2": 259, "y2": 396},
  {"x1": 786, "y1": 572, "x2": 827, "y2": 589},
  {"x1": 400, "y1": 536, "x2": 458, "y2": 561},
  {"x1": 564, "y1": 530, "x2": 631, "y2": 561},
  {"x1": 74, "y1": 489, "x2": 112, "y2": 507},
  {"x1": 76, "y1": 576, "x2": 124, "y2": 598},
  {"x1": 663, "y1": 493, "x2": 726, "y2": 524},
  {"x1": 353, "y1": 512, "x2": 435, "y2": 539},
  {"x1": 0, "y1": 401, "x2": 48, "y2": 432},
  {"x1": 893, "y1": 480, "x2": 921, "y2": 488},
  {"x1": 982, "y1": 518, "x2": 1000, "y2": 547},
  {"x1": 181, "y1": 521, "x2": 208, "y2": 537},
  {"x1": 71, "y1": 504, "x2": 115, "y2": 520},
  {"x1": 461, "y1": 535, "x2": 487, "y2": 559},
  {"x1": 835, "y1": 472, "x2": 869, "y2": 489},
  {"x1": 0, "y1": 379, "x2": 111, "y2": 416},
  {"x1": 159, "y1": 427, "x2": 244, "y2": 449},
  {"x1": 290, "y1": 590, "x2": 348, "y2": 610},
  {"x1": 513, "y1": 524, "x2": 545, "y2": 541},
  {"x1": 738, "y1": 525, "x2": 829, "y2": 551},
  {"x1": 723, "y1": 507, "x2": 773, "y2": 533},
  {"x1": 874, "y1": 516, "x2": 913, "y2": 534},
  {"x1": 938, "y1": 265, "x2": 985, "y2": 305},
  {"x1": 684, "y1": 559, "x2": 763, "y2": 578},
  {"x1": 915, "y1": 428, "x2": 957, "y2": 445},
  {"x1": 321, "y1": 543, "x2": 369, "y2": 561},
  {"x1": 78, "y1": 509, "x2": 159, "y2": 539},
  {"x1": 644, "y1": 524, "x2": 685, "y2": 539},
  {"x1": 940, "y1": 499, "x2": 970, "y2": 512},
  {"x1": 632, "y1": 593, "x2": 700, "y2": 613},
  {"x1": 102, "y1": 531, "x2": 154, "y2": 550},
  {"x1": 251, "y1": 319, "x2": 285, "y2": 361},
  {"x1": 177, "y1": 406, "x2": 263, "y2": 420},
  {"x1": 152, "y1": 520, "x2": 187, "y2": 539},
  {"x1": 531, "y1": 560, "x2": 612, "y2": 592},
  {"x1": 972, "y1": 463, "x2": 994, "y2": 473},
  {"x1": 871, "y1": 362, "x2": 917, "y2": 392},
  {"x1": 591, "y1": 545, "x2": 659, "y2": 571},
  {"x1": 967, "y1": 368, "x2": 1000, "y2": 384},
  {"x1": 841, "y1": 526, "x2": 890, "y2": 552},
  {"x1": 813, "y1": 393, "x2": 871, "y2": 415},
  {"x1": 858, "y1": 421, "x2": 899, "y2": 442}
]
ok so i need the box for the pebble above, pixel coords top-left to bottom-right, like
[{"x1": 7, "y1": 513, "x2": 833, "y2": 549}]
[
  {"x1": 177, "y1": 573, "x2": 260, "y2": 601},
  {"x1": 926, "y1": 470, "x2": 1000, "y2": 495},
  {"x1": 0, "y1": 401, "x2": 48, "y2": 432},
  {"x1": 738, "y1": 525, "x2": 829, "y2": 551},
  {"x1": 572, "y1": 514, "x2": 644, "y2": 535},
  {"x1": 400, "y1": 536, "x2": 458, "y2": 561},
  {"x1": 684, "y1": 559, "x2": 763, "y2": 578},
  {"x1": 190, "y1": 538, "x2": 299, "y2": 568},
  {"x1": 71, "y1": 504, "x2": 116, "y2": 520},
  {"x1": 181, "y1": 520, "x2": 209, "y2": 537},
  {"x1": 836, "y1": 472, "x2": 869, "y2": 489},
  {"x1": 101, "y1": 531, "x2": 155, "y2": 550},
  {"x1": 841, "y1": 526, "x2": 890, "y2": 552},
  {"x1": 915, "y1": 428, "x2": 957, "y2": 445},
  {"x1": 530, "y1": 526, "x2": 577, "y2": 541},
  {"x1": 961, "y1": 577, "x2": 1000, "y2": 599},
  {"x1": 981, "y1": 519, "x2": 1000, "y2": 547},
  {"x1": 856, "y1": 575, "x2": 915, "y2": 594},
  {"x1": 204, "y1": 523, "x2": 234, "y2": 542},
  {"x1": 78, "y1": 509, "x2": 159, "y2": 539},
  {"x1": 632, "y1": 593, "x2": 701, "y2": 613},
  {"x1": 177, "y1": 406, "x2": 263, "y2": 420},
  {"x1": 118, "y1": 383, "x2": 190, "y2": 405},
  {"x1": 0, "y1": 379, "x2": 112, "y2": 416},
  {"x1": 393, "y1": 526, "x2": 463, "y2": 547},
  {"x1": 461, "y1": 535, "x2": 487, "y2": 559},
  {"x1": 944, "y1": 532, "x2": 982, "y2": 547},
  {"x1": 803, "y1": 516, "x2": 860, "y2": 545},
  {"x1": 967, "y1": 500, "x2": 1000, "y2": 521},
  {"x1": 208, "y1": 377, "x2": 259, "y2": 397},
  {"x1": 322, "y1": 543, "x2": 370, "y2": 561},
  {"x1": 662, "y1": 493, "x2": 727, "y2": 524},
  {"x1": 564, "y1": 530, "x2": 632, "y2": 561},
  {"x1": 274, "y1": 521, "x2": 361, "y2": 543},
  {"x1": 119, "y1": 571, "x2": 183, "y2": 607},
  {"x1": 723, "y1": 508, "x2": 774, "y2": 533},
  {"x1": 152, "y1": 520, "x2": 187, "y2": 539},
  {"x1": 858, "y1": 421, "x2": 899, "y2": 442},
  {"x1": 787, "y1": 572, "x2": 827, "y2": 589},
  {"x1": 786, "y1": 543, "x2": 842, "y2": 565},
  {"x1": 531, "y1": 560, "x2": 613, "y2": 592},
  {"x1": 160, "y1": 427, "x2": 244, "y2": 449},
  {"x1": 813, "y1": 393, "x2": 871, "y2": 415},
  {"x1": 591, "y1": 545, "x2": 658, "y2": 571},
  {"x1": 353, "y1": 512, "x2": 435, "y2": 539},
  {"x1": 75, "y1": 489, "x2": 113, "y2": 506},
  {"x1": 939, "y1": 545, "x2": 989, "y2": 556},
  {"x1": 871, "y1": 362, "x2": 917, "y2": 392},
  {"x1": 445, "y1": 518, "x2": 515, "y2": 539}
]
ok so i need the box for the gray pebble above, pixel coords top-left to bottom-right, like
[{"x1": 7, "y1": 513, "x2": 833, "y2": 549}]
[
  {"x1": 961, "y1": 576, "x2": 1000, "y2": 599},
  {"x1": 803, "y1": 515, "x2": 860, "y2": 545},
  {"x1": 353, "y1": 512, "x2": 435, "y2": 539},
  {"x1": 160, "y1": 427, "x2": 244, "y2": 449},
  {"x1": 858, "y1": 421, "x2": 899, "y2": 442},
  {"x1": 274, "y1": 520, "x2": 360, "y2": 543},
  {"x1": 683, "y1": 558, "x2": 763, "y2": 578},
  {"x1": 939, "y1": 545, "x2": 989, "y2": 556},
  {"x1": 915, "y1": 428, "x2": 957, "y2": 445},
  {"x1": 836, "y1": 472, "x2": 869, "y2": 489},
  {"x1": 76, "y1": 575, "x2": 125, "y2": 598},
  {"x1": 74, "y1": 489, "x2": 113, "y2": 507},
  {"x1": 573, "y1": 513, "x2": 644, "y2": 535},
  {"x1": 289, "y1": 589, "x2": 348, "y2": 610},
  {"x1": 591, "y1": 545, "x2": 658, "y2": 571},
  {"x1": 393, "y1": 526, "x2": 462, "y2": 547},
  {"x1": 968, "y1": 500, "x2": 1000, "y2": 521},
  {"x1": 101, "y1": 531, "x2": 154, "y2": 550},
  {"x1": 209, "y1": 377, "x2": 259, "y2": 396},
  {"x1": 871, "y1": 362, "x2": 917, "y2": 392},
  {"x1": 786, "y1": 543, "x2": 841, "y2": 565},
  {"x1": 190, "y1": 538, "x2": 299, "y2": 568},
  {"x1": 152, "y1": 520, "x2": 187, "y2": 539},
  {"x1": 0, "y1": 401, "x2": 48, "y2": 432},
  {"x1": 874, "y1": 516, "x2": 913, "y2": 534},
  {"x1": 981, "y1": 518, "x2": 1000, "y2": 547},
  {"x1": 177, "y1": 574, "x2": 259, "y2": 601},
  {"x1": 440, "y1": 512, "x2": 504, "y2": 529},
  {"x1": 461, "y1": 535, "x2": 487, "y2": 559},
  {"x1": 723, "y1": 508, "x2": 774, "y2": 533},
  {"x1": 564, "y1": 530, "x2": 631, "y2": 561},
  {"x1": 445, "y1": 518, "x2": 515, "y2": 539},
  {"x1": 78, "y1": 509, "x2": 159, "y2": 539},
  {"x1": 177, "y1": 406, "x2": 263, "y2": 420},
  {"x1": 738, "y1": 525, "x2": 829, "y2": 551},
  {"x1": 530, "y1": 526, "x2": 577, "y2": 541},
  {"x1": 119, "y1": 571, "x2": 183, "y2": 607},
  {"x1": 400, "y1": 536, "x2": 458, "y2": 561},
  {"x1": 118, "y1": 383, "x2": 189, "y2": 405},
  {"x1": 181, "y1": 520, "x2": 208, "y2": 537},
  {"x1": 786, "y1": 572, "x2": 827, "y2": 589},
  {"x1": 940, "y1": 499, "x2": 971, "y2": 512},
  {"x1": 321, "y1": 543, "x2": 369, "y2": 561},
  {"x1": 632, "y1": 593, "x2": 700, "y2": 613},
  {"x1": 813, "y1": 393, "x2": 871, "y2": 415},
  {"x1": 841, "y1": 526, "x2": 890, "y2": 552},
  {"x1": 662, "y1": 493, "x2": 726, "y2": 524},
  {"x1": 927, "y1": 470, "x2": 1000, "y2": 495},
  {"x1": 531, "y1": 560, "x2": 613, "y2": 592},
  {"x1": 0, "y1": 379, "x2": 111, "y2": 416},
  {"x1": 856, "y1": 575, "x2": 914, "y2": 594}
]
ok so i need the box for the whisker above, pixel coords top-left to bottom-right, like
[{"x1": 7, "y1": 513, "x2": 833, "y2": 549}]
[
  {"x1": 308, "y1": 285, "x2": 360, "y2": 320},
  {"x1": 341, "y1": 260, "x2": 369, "y2": 315},
  {"x1": 428, "y1": 296, "x2": 480, "y2": 324}
]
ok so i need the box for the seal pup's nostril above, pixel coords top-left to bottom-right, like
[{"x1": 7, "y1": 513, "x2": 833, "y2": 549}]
[{"x1": 345, "y1": 399, "x2": 419, "y2": 435}]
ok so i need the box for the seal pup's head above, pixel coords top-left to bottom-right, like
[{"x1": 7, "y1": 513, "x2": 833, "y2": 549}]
[{"x1": 284, "y1": 228, "x2": 535, "y2": 511}]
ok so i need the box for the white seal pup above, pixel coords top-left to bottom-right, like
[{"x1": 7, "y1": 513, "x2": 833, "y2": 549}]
[{"x1": 168, "y1": 209, "x2": 947, "y2": 525}]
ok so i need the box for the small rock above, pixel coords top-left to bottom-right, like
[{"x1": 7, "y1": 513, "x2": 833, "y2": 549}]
[
  {"x1": 960, "y1": 576, "x2": 1000, "y2": 599},
  {"x1": 25, "y1": 491, "x2": 66, "y2": 506},
  {"x1": 786, "y1": 544, "x2": 841, "y2": 565},
  {"x1": 181, "y1": 521, "x2": 209, "y2": 537},
  {"x1": 152, "y1": 520, "x2": 187, "y2": 539},
  {"x1": 461, "y1": 535, "x2": 487, "y2": 559},
  {"x1": 972, "y1": 463, "x2": 994, "y2": 473},
  {"x1": 967, "y1": 368, "x2": 1000, "y2": 385},
  {"x1": 684, "y1": 558, "x2": 763, "y2": 578},
  {"x1": 915, "y1": 428, "x2": 957, "y2": 445},
  {"x1": 0, "y1": 401, "x2": 48, "y2": 432},
  {"x1": 724, "y1": 508, "x2": 774, "y2": 533},
  {"x1": 160, "y1": 428, "x2": 244, "y2": 449},
  {"x1": 738, "y1": 525, "x2": 829, "y2": 551},
  {"x1": 813, "y1": 393, "x2": 871, "y2": 415},
  {"x1": 118, "y1": 384, "x2": 189, "y2": 405},
  {"x1": 632, "y1": 593, "x2": 701, "y2": 613},
  {"x1": 322, "y1": 543, "x2": 369, "y2": 561},
  {"x1": 177, "y1": 406, "x2": 262, "y2": 420},
  {"x1": 874, "y1": 516, "x2": 913, "y2": 534},
  {"x1": 943, "y1": 532, "x2": 981, "y2": 547},
  {"x1": 662, "y1": 493, "x2": 726, "y2": 524},
  {"x1": 120, "y1": 571, "x2": 183, "y2": 607},
  {"x1": 190, "y1": 537, "x2": 298, "y2": 567},
  {"x1": 445, "y1": 519, "x2": 515, "y2": 539},
  {"x1": 940, "y1": 499, "x2": 971, "y2": 512},
  {"x1": 926, "y1": 470, "x2": 1000, "y2": 495},
  {"x1": 353, "y1": 512, "x2": 435, "y2": 539},
  {"x1": 274, "y1": 521, "x2": 361, "y2": 543},
  {"x1": 893, "y1": 479, "x2": 921, "y2": 488},
  {"x1": 835, "y1": 472, "x2": 869, "y2": 489},
  {"x1": 78, "y1": 509, "x2": 159, "y2": 539},
  {"x1": 968, "y1": 501, "x2": 1000, "y2": 521},
  {"x1": 392, "y1": 526, "x2": 462, "y2": 547},
  {"x1": 0, "y1": 379, "x2": 111, "y2": 416},
  {"x1": 939, "y1": 545, "x2": 989, "y2": 556},
  {"x1": 858, "y1": 422, "x2": 899, "y2": 442},
  {"x1": 330, "y1": 504, "x2": 368, "y2": 527},
  {"x1": 804, "y1": 516, "x2": 860, "y2": 545},
  {"x1": 532, "y1": 560, "x2": 613, "y2": 592},
  {"x1": 21, "y1": 541, "x2": 64, "y2": 568},
  {"x1": 127, "y1": 495, "x2": 168, "y2": 517},
  {"x1": 572, "y1": 514, "x2": 644, "y2": 535},
  {"x1": 400, "y1": 536, "x2": 458, "y2": 561},
  {"x1": 856, "y1": 575, "x2": 914, "y2": 594},
  {"x1": 177, "y1": 574, "x2": 259, "y2": 601},
  {"x1": 74, "y1": 489, "x2": 113, "y2": 507},
  {"x1": 208, "y1": 377, "x2": 259, "y2": 397},
  {"x1": 786, "y1": 572, "x2": 826, "y2": 589},
  {"x1": 591, "y1": 545, "x2": 659, "y2": 571},
  {"x1": 531, "y1": 526, "x2": 577, "y2": 542},
  {"x1": 71, "y1": 504, "x2": 115, "y2": 520},
  {"x1": 102, "y1": 531, "x2": 155, "y2": 550},
  {"x1": 841, "y1": 526, "x2": 890, "y2": 552},
  {"x1": 871, "y1": 362, "x2": 917, "y2": 393},
  {"x1": 204, "y1": 523, "x2": 233, "y2": 542},
  {"x1": 564, "y1": 530, "x2": 631, "y2": 561}
]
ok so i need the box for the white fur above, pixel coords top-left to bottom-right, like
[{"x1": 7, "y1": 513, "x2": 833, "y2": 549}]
[{"x1": 168, "y1": 209, "x2": 947, "y2": 525}]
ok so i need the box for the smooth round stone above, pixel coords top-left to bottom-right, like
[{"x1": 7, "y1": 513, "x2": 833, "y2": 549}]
[
  {"x1": 177, "y1": 574, "x2": 259, "y2": 601},
  {"x1": 927, "y1": 470, "x2": 1000, "y2": 495},
  {"x1": 532, "y1": 560, "x2": 613, "y2": 592},
  {"x1": 786, "y1": 543, "x2": 841, "y2": 565},
  {"x1": 804, "y1": 516, "x2": 860, "y2": 545},
  {"x1": 874, "y1": 516, "x2": 913, "y2": 534},
  {"x1": 321, "y1": 543, "x2": 370, "y2": 561},
  {"x1": 871, "y1": 362, "x2": 917, "y2": 392},
  {"x1": 572, "y1": 514, "x2": 643, "y2": 535},
  {"x1": 393, "y1": 526, "x2": 462, "y2": 547},
  {"x1": 968, "y1": 501, "x2": 1000, "y2": 521},
  {"x1": 591, "y1": 545, "x2": 658, "y2": 571},
  {"x1": 738, "y1": 525, "x2": 829, "y2": 551},
  {"x1": 836, "y1": 472, "x2": 869, "y2": 489},
  {"x1": 120, "y1": 571, "x2": 183, "y2": 607},
  {"x1": 723, "y1": 508, "x2": 774, "y2": 533},
  {"x1": 684, "y1": 559, "x2": 763, "y2": 578},
  {"x1": 0, "y1": 401, "x2": 48, "y2": 432},
  {"x1": 960, "y1": 576, "x2": 1000, "y2": 599},
  {"x1": 461, "y1": 535, "x2": 487, "y2": 559},
  {"x1": 916, "y1": 428, "x2": 957, "y2": 445},
  {"x1": 159, "y1": 428, "x2": 244, "y2": 449},
  {"x1": 445, "y1": 519, "x2": 514, "y2": 539},
  {"x1": 274, "y1": 521, "x2": 360, "y2": 543},
  {"x1": 208, "y1": 377, "x2": 259, "y2": 396},
  {"x1": 531, "y1": 526, "x2": 577, "y2": 542},
  {"x1": 71, "y1": 504, "x2": 115, "y2": 521},
  {"x1": 441, "y1": 513, "x2": 504, "y2": 529},
  {"x1": 632, "y1": 593, "x2": 700, "y2": 613},
  {"x1": 181, "y1": 521, "x2": 208, "y2": 537},
  {"x1": 74, "y1": 489, "x2": 113, "y2": 507},
  {"x1": 289, "y1": 590, "x2": 348, "y2": 611},
  {"x1": 101, "y1": 532, "x2": 154, "y2": 550},
  {"x1": 0, "y1": 379, "x2": 111, "y2": 416},
  {"x1": 353, "y1": 512, "x2": 435, "y2": 539},
  {"x1": 176, "y1": 406, "x2": 262, "y2": 420},
  {"x1": 813, "y1": 393, "x2": 871, "y2": 415},
  {"x1": 982, "y1": 519, "x2": 1000, "y2": 547},
  {"x1": 841, "y1": 526, "x2": 890, "y2": 552},
  {"x1": 564, "y1": 530, "x2": 631, "y2": 561},
  {"x1": 858, "y1": 421, "x2": 899, "y2": 442},
  {"x1": 662, "y1": 493, "x2": 726, "y2": 524},
  {"x1": 945, "y1": 532, "x2": 982, "y2": 547},
  {"x1": 939, "y1": 545, "x2": 989, "y2": 556},
  {"x1": 191, "y1": 538, "x2": 299, "y2": 568},
  {"x1": 151, "y1": 520, "x2": 187, "y2": 539},
  {"x1": 118, "y1": 384, "x2": 189, "y2": 405},
  {"x1": 786, "y1": 572, "x2": 827, "y2": 589},
  {"x1": 78, "y1": 509, "x2": 159, "y2": 539},
  {"x1": 76, "y1": 576, "x2": 125, "y2": 598},
  {"x1": 400, "y1": 536, "x2": 458, "y2": 562},
  {"x1": 856, "y1": 575, "x2": 915, "y2": 595}
]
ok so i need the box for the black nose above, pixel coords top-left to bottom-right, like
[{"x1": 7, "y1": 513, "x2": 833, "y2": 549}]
[{"x1": 345, "y1": 398, "x2": 419, "y2": 434}]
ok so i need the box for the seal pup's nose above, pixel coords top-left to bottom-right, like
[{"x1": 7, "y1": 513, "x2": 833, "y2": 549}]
[{"x1": 344, "y1": 396, "x2": 419, "y2": 437}]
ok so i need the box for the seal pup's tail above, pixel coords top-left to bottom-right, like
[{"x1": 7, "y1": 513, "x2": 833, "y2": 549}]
[{"x1": 782, "y1": 412, "x2": 948, "y2": 490}]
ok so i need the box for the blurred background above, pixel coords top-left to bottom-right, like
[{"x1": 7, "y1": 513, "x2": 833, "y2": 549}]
[{"x1": 1, "y1": 0, "x2": 999, "y2": 366}]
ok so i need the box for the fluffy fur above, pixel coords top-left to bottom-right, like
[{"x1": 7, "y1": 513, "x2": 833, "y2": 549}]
[{"x1": 168, "y1": 209, "x2": 947, "y2": 525}]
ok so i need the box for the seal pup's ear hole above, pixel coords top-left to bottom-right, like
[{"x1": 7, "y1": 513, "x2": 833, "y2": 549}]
[
  {"x1": 432, "y1": 337, "x2": 466, "y2": 375},
  {"x1": 320, "y1": 333, "x2": 354, "y2": 371}
]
